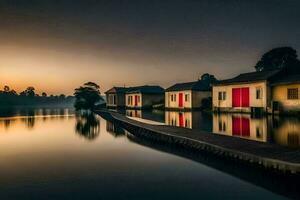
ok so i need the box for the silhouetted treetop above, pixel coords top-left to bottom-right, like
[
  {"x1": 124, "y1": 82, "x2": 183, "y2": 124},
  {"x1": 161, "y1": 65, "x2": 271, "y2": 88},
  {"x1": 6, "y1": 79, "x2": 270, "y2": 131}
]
[
  {"x1": 255, "y1": 47, "x2": 300, "y2": 72},
  {"x1": 74, "y1": 82, "x2": 103, "y2": 110},
  {"x1": 84, "y1": 82, "x2": 100, "y2": 89}
]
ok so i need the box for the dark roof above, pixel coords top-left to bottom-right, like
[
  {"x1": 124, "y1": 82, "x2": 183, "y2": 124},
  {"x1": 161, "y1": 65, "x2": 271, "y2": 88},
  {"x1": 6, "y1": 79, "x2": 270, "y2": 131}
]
[
  {"x1": 166, "y1": 80, "x2": 211, "y2": 92},
  {"x1": 271, "y1": 74, "x2": 300, "y2": 85},
  {"x1": 214, "y1": 70, "x2": 281, "y2": 86},
  {"x1": 126, "y1": 85, "x2": 164, "y2": 94},
  {"x1": 105, "y1": 87, "x2": 130, "y2": 94}
]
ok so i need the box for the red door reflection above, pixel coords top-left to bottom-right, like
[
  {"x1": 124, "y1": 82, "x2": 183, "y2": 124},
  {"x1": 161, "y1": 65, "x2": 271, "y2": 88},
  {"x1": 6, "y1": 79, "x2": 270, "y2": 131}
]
[
  {"x1": 179, "y1": 113, "x2": 184, "y2": 127},
  {"x1": 232, "y1": 116, "x2": 250, "y2": 136}
]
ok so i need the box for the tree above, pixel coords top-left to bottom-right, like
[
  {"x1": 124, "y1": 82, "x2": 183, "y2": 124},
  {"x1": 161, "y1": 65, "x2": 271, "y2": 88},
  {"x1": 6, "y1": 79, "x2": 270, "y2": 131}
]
[
  {"x1": 42, "y1": 92, "x2": 47, "y2": 97},
  {"x1": 20, "y1": 86, "x2": 35, "y2": 97},
  {"x1": 254, "y1": 47, "x2": 300, "y2": 72},
  {"x1": 3, "y1": 85, "x2": 10, "y2": 93},
  {"x1": 74, "y1": 82, "x2": 103, "y2": 110}
]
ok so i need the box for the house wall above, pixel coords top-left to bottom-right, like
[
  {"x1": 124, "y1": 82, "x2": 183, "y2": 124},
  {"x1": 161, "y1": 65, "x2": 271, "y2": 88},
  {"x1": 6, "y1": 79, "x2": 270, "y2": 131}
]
[
  {"x1": 165, "y1": 90, "x2": 211, "y2": 109},
  {"x1": 212, "y1": 81, "x2": 268, "y2": 112},
  {"x1": 165, "y1": 90, "x2": 192, "y2": 108},
  {"x1": 272, "y1": 83, "x2": 300, "y2": 112},
  {"x1": 106, "y1": 93, "x2": 126, "y2": 107},
  {"x1": 106, "y1": 93, "x2": 117, "y2": 107},
  {"x1": 126, "y1": 93, "x2": 164, "y2": 108},
  {"x1": 117, "y1": 93, "x2": 126, "y2": 107},
  {"x1": 192, "y1": 91, "x2": 211, "y2": 108},
  {"x1": 142, "y1": 93, "x2": 164, "y2": 107},
  {"x1": 125, "y1": 93, "x2": 142, "y2": 108}
]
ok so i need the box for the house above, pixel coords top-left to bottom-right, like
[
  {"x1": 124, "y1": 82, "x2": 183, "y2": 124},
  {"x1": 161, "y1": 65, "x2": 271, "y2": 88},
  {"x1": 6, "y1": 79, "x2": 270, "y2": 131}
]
[
  {"x1": 105, "y1": 87, "x2": 130, "y2": 108},
  {"x1": 165, "y1": 74, "x2": 215, "y2": 110},
  {"x1": 125, "y1": 85, "x2": 164, "y2": 109},
  {"x1": 271, "y1": 74, "x2": 300, "y2": 113},
  {"x1": 212, "y1": 70, "x2": 281, "y2": 113}
]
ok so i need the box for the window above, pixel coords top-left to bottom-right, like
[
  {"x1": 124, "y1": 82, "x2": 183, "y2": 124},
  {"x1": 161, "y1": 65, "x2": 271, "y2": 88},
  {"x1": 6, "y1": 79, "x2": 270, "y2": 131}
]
[
  {"x1": 174, "y1": 94, "x2": 177, "y2": 101},
  {"x1": 287, "y1": 88, "x2": 298, "y2": 99},
  {"x1": 223, "y1": 92, "x2": 226, "y2": 100},
  {"x1": 137, "y1": 96, "x2": 140, "y2": 103},
  {"x1": 185, "y1": 94, "x2": 189, "y2": 102},
  {"x1": 127, "y1": 96, "x2": 131, "y2": 105},
  {"x1": 128, "y1": 96, "x2": 133, "y2": 105},
  {"x1": 170, "y1": 94, "x2": 173, "y2": 102},
  {"x1": 113, "y1": 95, "x2": 116, "y2": 104},
  {"x1": 218, "y1": 91, "x2": 226, "y2": 100},
  {"x1": 256, "y1": 87, "x2": 262, "y2": 99}
]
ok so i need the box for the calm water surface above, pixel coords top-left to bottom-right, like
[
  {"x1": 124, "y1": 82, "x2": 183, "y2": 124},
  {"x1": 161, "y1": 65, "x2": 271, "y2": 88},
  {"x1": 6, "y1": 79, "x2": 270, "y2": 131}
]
[{"x1": 0, "y1": 108, "x2": 297, "y2": 199}]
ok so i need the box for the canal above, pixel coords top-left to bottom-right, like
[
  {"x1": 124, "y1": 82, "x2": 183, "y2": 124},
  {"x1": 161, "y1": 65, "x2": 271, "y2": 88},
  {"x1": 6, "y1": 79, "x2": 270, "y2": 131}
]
[{"x1": 0, "y1": 107, "x2": 298, "y2": 199}]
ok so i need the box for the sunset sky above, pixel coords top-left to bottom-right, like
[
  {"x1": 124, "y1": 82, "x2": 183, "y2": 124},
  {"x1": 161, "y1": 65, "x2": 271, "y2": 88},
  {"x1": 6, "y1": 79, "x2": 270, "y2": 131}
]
[{"x1": 0, "y1": 0, "x2": 300, "y2": 95}]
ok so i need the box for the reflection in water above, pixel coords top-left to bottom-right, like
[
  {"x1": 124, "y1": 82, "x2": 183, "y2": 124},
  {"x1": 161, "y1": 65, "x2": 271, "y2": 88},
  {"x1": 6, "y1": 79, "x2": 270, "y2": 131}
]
[
  {"x1": 165, "y1": 111, "x2": 212, "y2": 131},
  {"x1": 0, "y1": 108, "x2": 298, "y2": 199},
  {"x1": 0, "y1": 107, "x2": 74, "y2": 130},
  {"x1": 127, "y1": 109, "x2": 300, "y2": 149},
  {"x1": 106, "y1": 121, "x2": 125, "y2": 137},
  {"x1": 213, "y1": 114, "x2": 268, "y2": 143},
  {"x1": 75, "y1": 111, "x2": 100, "y2": 140},
  {"x1": 126, "y1": 109, "x2": 165, "y2": 123},
  {"x1": 213, "y1": 113, "x2": 300, "y2": 148},
  {"x1": 271, "y1": 116, "x2": 300, "y2": 148},
  {"x1": 123, "y1": 129, "x2": 300, "y2": 200}
]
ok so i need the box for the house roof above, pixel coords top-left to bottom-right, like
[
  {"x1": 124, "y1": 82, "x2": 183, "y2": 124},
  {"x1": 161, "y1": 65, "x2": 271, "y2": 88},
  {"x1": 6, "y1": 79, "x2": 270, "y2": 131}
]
[
  {"x1": 105, "y1": 87, "x2": 130, "y2": 94},
  {"x1": 126, "y1": 85, "x2": 165, "y2": 94},
  {"x1": 271, "y1": 74, "x2": 300, "y2": 86},
  {"x1": 214, "y1": 70, "x2": 281, "y2": 86},
  {"x1": 166, "y1": 80, "x2": 211, "y2": 92}
]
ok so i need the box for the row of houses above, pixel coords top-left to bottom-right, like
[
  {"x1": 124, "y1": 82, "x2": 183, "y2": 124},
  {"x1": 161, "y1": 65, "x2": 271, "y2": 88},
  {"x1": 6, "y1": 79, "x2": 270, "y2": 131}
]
[
  {"x1": 105, "y1": 69, "x2": 300, "y2": 114},
  {"x1": 105, "y1": 74, "x2": 213, "y2": 110}
]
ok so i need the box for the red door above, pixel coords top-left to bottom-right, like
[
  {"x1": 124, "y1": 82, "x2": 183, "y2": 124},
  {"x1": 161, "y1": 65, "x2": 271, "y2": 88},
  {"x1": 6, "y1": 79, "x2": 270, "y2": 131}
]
[
  {"x1": 232, "y1": 88, "x2": 250, "y2": 107},
  {"x1": 232, "y1": 88, "x2": 241, "y2": 107},
  {"x1": 134, "y1": 95, "x2": 138, "y2": 106},
  {"x1": 179, "y1": 93, "x2": 183, "y2": 107},
  {"x1": 241, "y1": 88, "x2": 249, "y2": 107},
  {"x1": 179, "y1": 113, "x2": 184, "y2": 127}
]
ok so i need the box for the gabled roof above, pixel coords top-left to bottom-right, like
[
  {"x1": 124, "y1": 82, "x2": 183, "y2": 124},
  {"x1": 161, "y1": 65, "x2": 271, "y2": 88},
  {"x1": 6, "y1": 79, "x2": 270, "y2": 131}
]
[
  {"x1": 214, "y1": 69, "x2": 281, "y2": 86},
  {"x1": 166, "y1": 80, "x2": 211, "y2": 92},
  {"x1": 271, "y1": 74, "x2": 300, "y2": 85},
  {"x1": 126, "y1": 85, "x2": 164, "y2": 94},
  {"x1": 105, "y1": 87, "x2": 130, "y2": 94}
]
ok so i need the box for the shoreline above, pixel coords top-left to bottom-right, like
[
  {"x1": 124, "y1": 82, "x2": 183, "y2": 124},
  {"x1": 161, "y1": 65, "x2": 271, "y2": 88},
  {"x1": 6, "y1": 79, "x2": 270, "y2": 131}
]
[{"x1": 96, "y1": 109, "x2": 300, "y2": 174}]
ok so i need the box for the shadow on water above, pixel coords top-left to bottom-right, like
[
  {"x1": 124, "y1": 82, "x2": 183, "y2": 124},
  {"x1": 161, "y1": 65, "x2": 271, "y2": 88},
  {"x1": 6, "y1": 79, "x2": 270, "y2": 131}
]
[
  {"x1": 75, "y1": 111, "x2": 100, "y2": 140},
  {"x1": 101, "y1": 113, "x2": 300, "y2": 199}
]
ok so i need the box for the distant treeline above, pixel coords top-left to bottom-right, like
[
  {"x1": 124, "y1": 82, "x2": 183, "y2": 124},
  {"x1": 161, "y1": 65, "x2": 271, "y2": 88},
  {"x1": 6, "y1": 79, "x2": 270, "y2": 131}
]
[{"x1": 0, "y1": 85, "x2": 75, "y2": 106}]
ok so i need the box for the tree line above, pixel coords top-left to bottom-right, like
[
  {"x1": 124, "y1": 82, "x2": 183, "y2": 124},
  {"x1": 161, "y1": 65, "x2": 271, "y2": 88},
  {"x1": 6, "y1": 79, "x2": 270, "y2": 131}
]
[{"x1": 0, "y1": 86, "x2": 75, "y2": 106}]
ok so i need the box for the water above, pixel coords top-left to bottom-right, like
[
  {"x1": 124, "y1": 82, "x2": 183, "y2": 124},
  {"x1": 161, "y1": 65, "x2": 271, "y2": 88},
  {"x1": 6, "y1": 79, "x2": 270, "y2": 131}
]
[
  {"x1": 0, "y1": 107, "x2": 298, "y2": 199},
  {"x1": 126, "y1": 109, "x2": 300, "y2": 149}
]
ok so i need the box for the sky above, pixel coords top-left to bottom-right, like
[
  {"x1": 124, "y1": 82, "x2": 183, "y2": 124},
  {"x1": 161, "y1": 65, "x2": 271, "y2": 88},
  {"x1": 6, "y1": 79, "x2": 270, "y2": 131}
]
[{"x1": 0, "y1": 0, "x2": 300, "y2": 95}]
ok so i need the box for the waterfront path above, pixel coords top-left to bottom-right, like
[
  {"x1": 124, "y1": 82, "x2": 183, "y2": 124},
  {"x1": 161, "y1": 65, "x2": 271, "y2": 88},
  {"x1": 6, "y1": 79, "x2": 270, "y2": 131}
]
[{"x1": 96, "y1": 110, "x2": 300, "y2": 173}]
